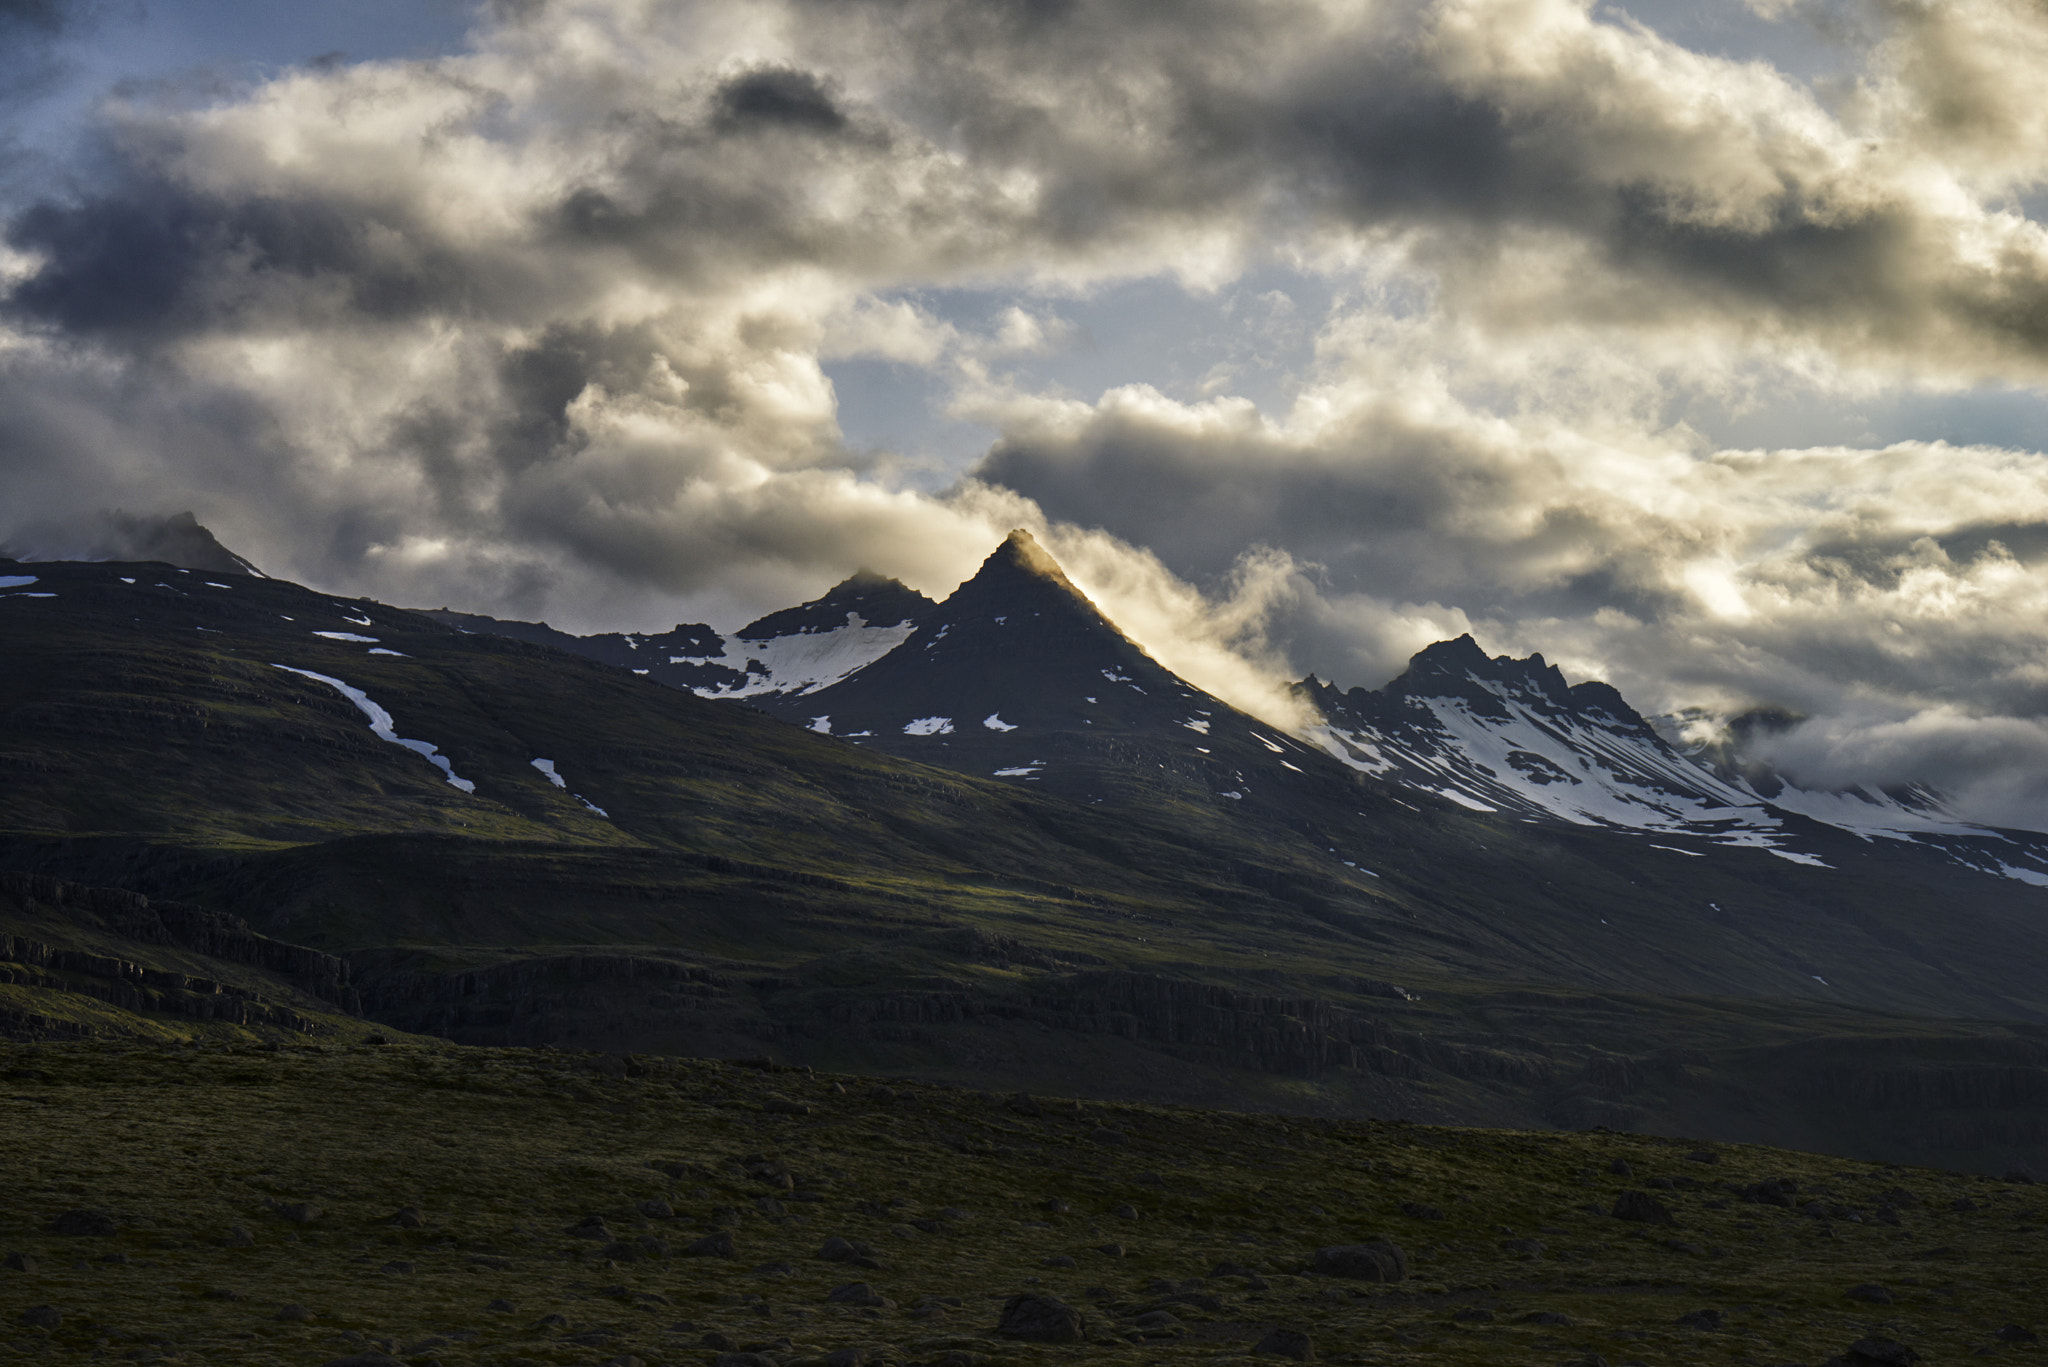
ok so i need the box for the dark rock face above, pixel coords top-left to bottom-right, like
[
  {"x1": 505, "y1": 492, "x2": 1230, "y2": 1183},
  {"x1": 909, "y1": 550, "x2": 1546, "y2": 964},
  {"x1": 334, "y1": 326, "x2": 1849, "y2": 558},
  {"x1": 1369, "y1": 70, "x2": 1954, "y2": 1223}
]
[
  {"x1": 1309, "y1": 1242, "x2": 1406, "y2": 1282},
  {"x1": 996, "y1": 1293, "x2": 1089, "y2": 1343},
  {"x1": 1611, "y1": 1190, "x2": 1676, "y2": 1225}
]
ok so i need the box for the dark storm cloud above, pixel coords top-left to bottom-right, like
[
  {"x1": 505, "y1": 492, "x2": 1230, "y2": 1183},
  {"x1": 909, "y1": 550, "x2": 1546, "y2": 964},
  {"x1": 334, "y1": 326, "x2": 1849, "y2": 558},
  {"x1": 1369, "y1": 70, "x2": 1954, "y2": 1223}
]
[
  {"x1": 3, "y1": 170, "x2": 483, "y2": 342},
  {"x1": 713, "y1": 67, "x2": 848, "y2": 134}
]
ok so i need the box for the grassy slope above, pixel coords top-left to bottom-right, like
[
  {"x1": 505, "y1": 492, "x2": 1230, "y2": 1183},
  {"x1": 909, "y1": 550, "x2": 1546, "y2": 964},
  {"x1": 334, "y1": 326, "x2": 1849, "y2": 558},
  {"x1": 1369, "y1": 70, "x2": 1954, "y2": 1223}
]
[{"x1": 1, "y1": 1039, "x2": 2042, "y2": 1367}]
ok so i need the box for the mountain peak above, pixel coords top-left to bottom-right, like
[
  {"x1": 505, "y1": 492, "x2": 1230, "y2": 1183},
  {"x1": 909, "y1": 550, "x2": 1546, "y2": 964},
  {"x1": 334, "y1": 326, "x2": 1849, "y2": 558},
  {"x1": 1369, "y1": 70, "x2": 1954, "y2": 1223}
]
[
  {"x1": 738, "y1": 569, "x2": 935, "y2": 640},
  {"x1": 989, "y1": 527, "x2": 1071, "y2": 582}
]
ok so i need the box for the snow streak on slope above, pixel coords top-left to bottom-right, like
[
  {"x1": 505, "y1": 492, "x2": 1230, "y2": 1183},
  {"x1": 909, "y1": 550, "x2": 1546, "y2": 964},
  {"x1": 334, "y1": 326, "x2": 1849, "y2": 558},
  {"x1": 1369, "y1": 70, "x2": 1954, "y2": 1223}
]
[{"x1": 272, "y1": 665, "x2": 475, "y2": 793}]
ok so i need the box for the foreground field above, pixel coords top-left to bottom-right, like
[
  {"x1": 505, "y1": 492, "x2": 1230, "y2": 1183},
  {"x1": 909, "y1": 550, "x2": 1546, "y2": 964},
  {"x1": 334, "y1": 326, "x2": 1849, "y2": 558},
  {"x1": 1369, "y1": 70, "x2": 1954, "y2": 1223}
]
[{"x1": 2, "y1": 1040, "x2": 2043, "y2": 1367}]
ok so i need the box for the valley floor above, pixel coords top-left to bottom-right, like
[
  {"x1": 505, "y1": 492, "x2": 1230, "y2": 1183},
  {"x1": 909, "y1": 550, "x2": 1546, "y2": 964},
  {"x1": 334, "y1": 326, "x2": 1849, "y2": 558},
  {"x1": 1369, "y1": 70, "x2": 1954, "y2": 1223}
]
[{"x1": 1, "y1": 1041, "x2": 2042, "y2": 1366}]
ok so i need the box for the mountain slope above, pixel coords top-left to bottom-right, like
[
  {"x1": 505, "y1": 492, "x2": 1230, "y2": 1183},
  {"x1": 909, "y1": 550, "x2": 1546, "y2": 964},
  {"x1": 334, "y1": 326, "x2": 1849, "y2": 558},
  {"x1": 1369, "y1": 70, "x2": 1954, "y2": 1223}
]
[{"x1": 9, "y1": 554, "x2": 2048, "y2": 1171}]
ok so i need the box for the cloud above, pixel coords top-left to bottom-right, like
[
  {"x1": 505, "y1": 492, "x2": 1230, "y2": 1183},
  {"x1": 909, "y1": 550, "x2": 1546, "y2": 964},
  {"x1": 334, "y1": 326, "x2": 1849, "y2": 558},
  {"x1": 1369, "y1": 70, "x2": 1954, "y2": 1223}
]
[{"x1": 6, "y1": 0, "x2": 2048, "y2": 818}]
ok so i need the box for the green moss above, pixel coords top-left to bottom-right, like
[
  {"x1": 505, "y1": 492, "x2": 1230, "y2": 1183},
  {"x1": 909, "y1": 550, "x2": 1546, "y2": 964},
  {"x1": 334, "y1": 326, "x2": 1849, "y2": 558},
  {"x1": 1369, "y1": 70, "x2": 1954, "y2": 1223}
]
[{"x1": 0, "y1": 1040, "x2": 2040, "y2": 1366}]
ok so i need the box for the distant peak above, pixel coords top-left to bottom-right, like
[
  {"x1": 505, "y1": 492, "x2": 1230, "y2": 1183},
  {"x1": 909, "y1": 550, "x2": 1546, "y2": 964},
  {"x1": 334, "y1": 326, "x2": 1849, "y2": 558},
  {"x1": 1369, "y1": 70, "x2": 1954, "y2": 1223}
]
[{"x1": 1409, "y1": 634, "x2": 1490, "y2": 671}]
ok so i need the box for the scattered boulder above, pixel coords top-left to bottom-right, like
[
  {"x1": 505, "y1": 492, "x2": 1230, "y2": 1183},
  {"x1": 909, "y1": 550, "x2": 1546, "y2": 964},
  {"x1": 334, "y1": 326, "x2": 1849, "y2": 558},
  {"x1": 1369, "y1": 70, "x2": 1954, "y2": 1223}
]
[
  {"x1": 714, "y1": 1354, "x2": 780, "y2": 1367},
  {"x1": 685, "y1": 1231, "x2": 736, "y2": 1258},
  {"x1": 223, "y1": 1225, "x2": 256, "y2": 1247},
  {"x1": 274, "y1": 1202, "x2": 321, "y2": 1225},
  {"x1": 1309, "y1": 1242, "x2": 1407, "y2": 1282},
  {"x1": 1741, "y1": 1180, "x2": 1798, "y2": 1207},
  {"x1": 1950, "y1": 1198, "x2": 1978, "y2": 1213},
  {"x1": 1676, "y1": 1309, "x2": 1723, "y2": 1330},
  {"x1": 1088, "y1": 1128, "x2": 1128, "y2": 1146},
  {"x1": 1995, "y1": 1326, "x2": 2040, "y2": 1344},
  {"x1": 637, "y1": 1199, "x2": 675, "y2": 1220},
  {"x1": 1845, "y1": 1284, "x2": 1895, "y2": 1306},
  {"x1": 1042, "y1": 1198, "x2": 1071, "y2": 1214},
  {"x1": 3, "y1": 1252, "x2": 37, "y2": 1273},
  {"x1": 1499, "y1": 1238, "x2": 1544, "y2": 1256},
  {"x1": 275, "y1": 1304, "x2": 315, "y2": 1323},
  {"x1": 1608, "y1": 1158, "x2": 1632, "y2": 1176},
  {"x1": 378, "y1": 1260, "x2": 414, "y2": 1274},
  {"x1": 761, "y1": 1095, "x2": 812, "y2": 1116},
  {"x1": 1253, "y1": 1327, "x2": 1314, "y2": 1360},
  {"x1": 321, "y1": 1355, "x2": 403, "y2": 1367},
  {"x1": 1836, "y1": 1336, "x2": 1919, "y2": 1367},
  {"x1": 567, "y1": 1215, "x2": 613, "y2": 1240},
  {"x1": 1611, "y1": 1190, "x2": 1676, "y2": 1225},
  {"x1": 1399, "y1": 1202, "x2": 1444, "y2": 1221},
  {"x1": 1520, "y1": 1311, "x2": 1574, "y2": 1326},
  {"x1": 1686, "y1": 1150, "x2": 1720, "y2": 1164},
  {"x1": 1451, "y1": 1308, "x2": 1494, "y2": 1323},
  {"x1": 1096, "y1": 1242, "x2": 1125, "y2": 1257},
  {"x1": 1043, "y1": 1255, "x2": 1078, "y2": 1269},
  {"x1": 386, "y1": 1206, "x2": 422, "y2": 1229},
  {"x1": 817, "y1": 1236, "x2": 876, "y2": 1263},
  {"x1": 1007, "y1": 1093, "x2": 1041, "y2": 1117},
  {"x1": 866, "y1": 1086, "x2": 896, "y2": 1103},
  {"x1": 18, "y1": 1306, "x2": 60, "y2": 1330},
  {"x1": 47, "y1": 1209, "x2": 116, "y2": 1237},
  {"x1": 996, "y1": 1293, "x2": 1089, "y2": 1343},
  {"x1": 1111, "y1": 1204, "x2": 1138, "y2": 1220},
  {"x1": 486, "y1": 1299, "x2": 516, "y2": 1313},
  {"x1": 826, "y1": 1349, "x2": 869, "y2": 1367}
]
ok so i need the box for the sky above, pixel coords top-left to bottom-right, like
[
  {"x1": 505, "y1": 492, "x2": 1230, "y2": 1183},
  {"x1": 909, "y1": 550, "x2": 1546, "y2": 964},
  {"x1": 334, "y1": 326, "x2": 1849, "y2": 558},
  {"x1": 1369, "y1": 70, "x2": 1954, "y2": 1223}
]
[{"x1": 8, "y1": 0, "x2": 2048, "y2": 829}]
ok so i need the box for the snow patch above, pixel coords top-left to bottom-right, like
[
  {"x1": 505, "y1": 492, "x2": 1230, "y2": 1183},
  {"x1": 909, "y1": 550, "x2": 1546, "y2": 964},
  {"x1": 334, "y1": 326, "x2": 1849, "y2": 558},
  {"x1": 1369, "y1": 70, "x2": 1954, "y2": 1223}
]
[
  {"x1": 13, "y1": 592, "x2": 55, "y2": 598},
  {"x1": 531, "y1": 757, "x2": 567, "y2": 788},
  {"x1": 994, "y1": 765, "x2": 1042, "y2": 777},
  {"x1": 903, "y1": 716, "x2": 954, "y2": 736},
  {"x1": 0, "y1": 576, "x2": 37, "y2": 589},
  {"x1": 1180, "y1": 718, "x2": 1211, "y2": 735},
  {"x1": 314, "y1": 631, "x2": 378, "y2": 643},
  {"x1": 1432, "y1": 789, "x2": 1497, "y2": 813},
  {"x1": 271, "y1": 665, "x2": 475, "y2": 793},
  {"x1": 1997, "y1": 862, "x2": 2048, "y2": 887},
  {"x1": 809, "y1": 716, "x2": 832, "y2": 734},
  {"x1": 1768, "y1": 849, "x2": 1833, "y2": 868},
  {"x1": 683, "y1": 614, "x2": 917, "y2": 699},
  {"x1": 368, "y1": 648, "x2": 408, "y2": 657},
  {"x1": 1649, "y1": 844, "x2": 1705, "y2": 856},
  {"x1": 1220, "y1": 791, "x2": 1243, "y2": 800},
  {"x1": 982, "y1": 713, "x2": 1017, "y2": 732}
]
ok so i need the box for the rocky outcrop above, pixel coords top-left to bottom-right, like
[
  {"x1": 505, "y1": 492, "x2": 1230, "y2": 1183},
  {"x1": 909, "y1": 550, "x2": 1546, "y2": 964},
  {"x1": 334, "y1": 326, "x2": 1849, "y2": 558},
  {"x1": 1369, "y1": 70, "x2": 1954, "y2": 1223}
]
[
  {"x1": 0, "y1": 875, "x2": 356, "y2": 1009},
  {"x1": 0, "y1": 875, "x2": 360, "y2": 1038}
]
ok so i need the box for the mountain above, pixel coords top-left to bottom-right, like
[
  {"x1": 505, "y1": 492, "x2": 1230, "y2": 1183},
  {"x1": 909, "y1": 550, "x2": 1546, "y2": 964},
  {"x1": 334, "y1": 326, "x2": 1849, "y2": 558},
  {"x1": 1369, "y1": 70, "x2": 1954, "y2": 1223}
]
[
  {"x1": 741, "y1": 530, "x2": 1331, "y2": 809},
  {"x1": 420, "y1": 569, "x2": 933, "y2": 702},
  {"x1": 8, "y1": 549, "x2": 2048, "y2": 1176},
  {"x1": 1305, "y1": 635, "x2": 2048, "y2": 885}
]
